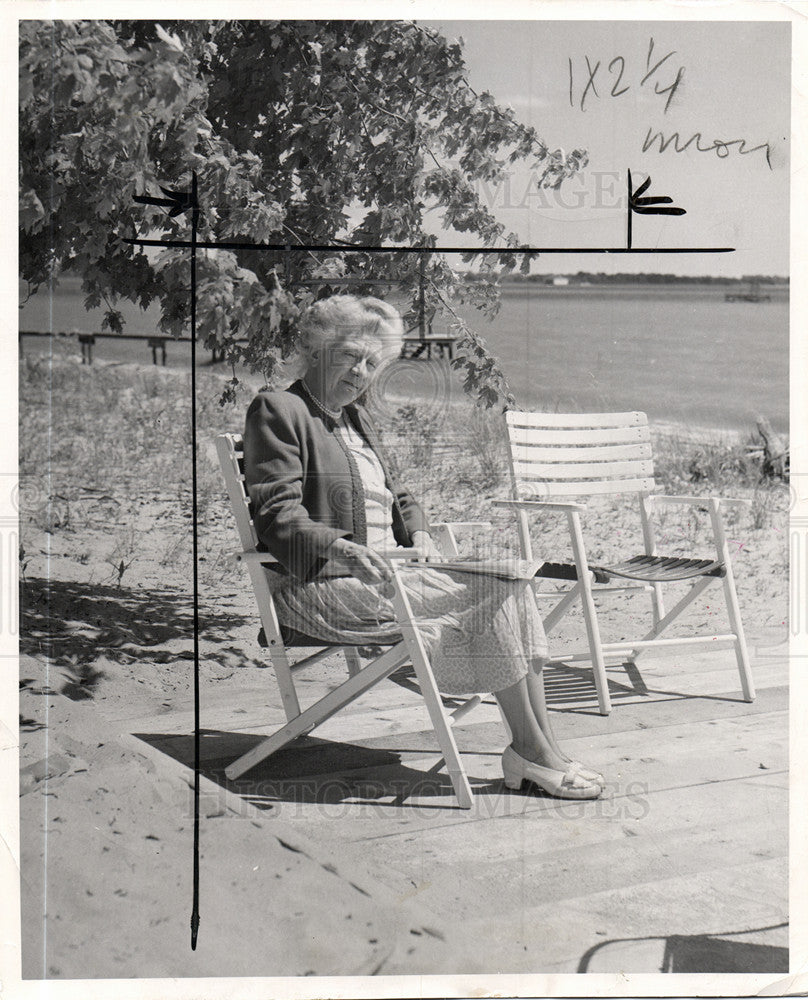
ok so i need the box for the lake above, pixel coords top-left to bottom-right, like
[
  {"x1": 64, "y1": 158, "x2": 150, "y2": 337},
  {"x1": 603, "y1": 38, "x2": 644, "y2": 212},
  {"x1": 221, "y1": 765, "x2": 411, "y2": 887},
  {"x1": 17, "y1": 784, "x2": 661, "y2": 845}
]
[
  {"x1": 443, "y1": 284, "x2": 788, "y2": 435},
  {"x1": 19, "y1": 279, "x2": 788, "y2": 434}
]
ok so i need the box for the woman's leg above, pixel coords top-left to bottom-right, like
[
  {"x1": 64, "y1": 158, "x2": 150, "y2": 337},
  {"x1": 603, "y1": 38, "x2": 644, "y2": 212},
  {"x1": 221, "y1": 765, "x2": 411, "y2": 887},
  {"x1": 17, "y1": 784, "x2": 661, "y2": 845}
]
[
  {"x1": 524, "y1": 659, "x2": 604, "y2": 778},
  {"x1": 524, "y1": 658, "x2": 566, "y2": 759},
  {"x1": 494, "y1": 676, "x2": 567, "y2": 771}
]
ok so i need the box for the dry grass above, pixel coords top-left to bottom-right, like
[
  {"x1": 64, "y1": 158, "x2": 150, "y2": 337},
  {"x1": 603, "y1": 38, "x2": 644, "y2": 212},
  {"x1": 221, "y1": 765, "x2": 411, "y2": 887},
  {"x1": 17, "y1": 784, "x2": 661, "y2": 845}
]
[
  {"x1": 651, "y1": 429, "x2": 787, "y2": 530},
  {"x1": 20, "y1": 356, "x2": 789, "y2": 634}
]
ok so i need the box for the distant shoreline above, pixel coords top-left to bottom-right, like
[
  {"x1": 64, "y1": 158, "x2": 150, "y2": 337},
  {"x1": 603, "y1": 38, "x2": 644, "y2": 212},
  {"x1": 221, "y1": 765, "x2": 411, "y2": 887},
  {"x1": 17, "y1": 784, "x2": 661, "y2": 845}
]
[
  {"x1": 474, "y1": 274, "x2": 789, "y2": 288},
  {"x1": 18, "y1": 277, "x2": 791, "y2": 340},
  {"x1": 19, "y1": 273, "x2": 790, "y2": 301}
]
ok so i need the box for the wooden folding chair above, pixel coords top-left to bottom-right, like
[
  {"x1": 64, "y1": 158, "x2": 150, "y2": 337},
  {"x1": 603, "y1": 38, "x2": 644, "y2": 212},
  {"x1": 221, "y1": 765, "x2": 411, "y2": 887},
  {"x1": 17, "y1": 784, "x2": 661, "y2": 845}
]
[
  {"x1": 496, "y1": 410, "x2": 755, "y2": 715},
  {"x1": 216, "y1": 432, "x2": 485, "y2": 809}
]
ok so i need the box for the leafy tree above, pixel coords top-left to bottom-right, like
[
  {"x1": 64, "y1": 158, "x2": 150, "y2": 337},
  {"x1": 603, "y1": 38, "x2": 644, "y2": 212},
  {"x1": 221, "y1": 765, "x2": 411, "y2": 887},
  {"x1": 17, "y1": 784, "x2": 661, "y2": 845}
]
[{"x1": 19, "y1": 19, "x2": 587, "y2": 406}]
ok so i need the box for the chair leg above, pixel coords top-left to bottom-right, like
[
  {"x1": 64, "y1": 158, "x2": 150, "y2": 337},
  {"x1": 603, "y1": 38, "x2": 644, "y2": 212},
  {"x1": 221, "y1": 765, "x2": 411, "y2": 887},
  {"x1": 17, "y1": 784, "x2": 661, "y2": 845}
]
[
  {"x1": 267, "y1": 644, "x2": 301, "y2": 720},
  {"x1": 344, "y1": 647, "x2": 362, "y2": 677},
  {"x1": 629, "y1": 576, "x2": 714, "y2": 661},
  {"x1": 579, "y1": 577, "x2": 611, "y2": 715},
  {"x1": 568, "y1": 511, "x2": 612, "y2": 714},
  {"x1": 248, "y1": 562, "x2": 302, "y2": 720},
  {"x1": 542, "y1": 583, "x2": 580, "y2": 634},
  {"x1": 650, "y1": 582, "x2": 666, "y2": 628},
  {"x1": 639, "y1": 495, "x2": 666, "y2": 626},
  {"x1": 389, "y1": 568, "x2": 474, "y2": 808},
  {"x1": 723, "y1": 570, "x2": 755, "y2": 701},
  {"x1": 225, "y1": 646, "x2": 408, "y2": 780},
  {"x1": 709, "y1": 500, "x2": 755, "y2": 702},
  {"x1": 407, "y1": 645, "x2": 475, "y2": 808}
]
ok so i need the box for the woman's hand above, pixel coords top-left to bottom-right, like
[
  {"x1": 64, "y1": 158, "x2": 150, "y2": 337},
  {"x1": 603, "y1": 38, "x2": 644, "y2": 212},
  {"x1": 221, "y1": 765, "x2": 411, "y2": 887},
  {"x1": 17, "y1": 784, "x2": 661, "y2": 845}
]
[
  {"x1": 411, "y1": 530, "x2": 443, "y2": 562},
  {"x1": 327, "y1": 538, "x2": 393, "y2": 586}
]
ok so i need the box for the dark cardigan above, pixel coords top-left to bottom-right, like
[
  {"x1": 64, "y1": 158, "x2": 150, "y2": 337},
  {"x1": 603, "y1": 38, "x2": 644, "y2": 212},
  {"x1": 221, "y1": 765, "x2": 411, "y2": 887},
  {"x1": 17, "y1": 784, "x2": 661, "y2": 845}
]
[{"x1": 243, "y1": 380, "x2": 431, "y2": 581}]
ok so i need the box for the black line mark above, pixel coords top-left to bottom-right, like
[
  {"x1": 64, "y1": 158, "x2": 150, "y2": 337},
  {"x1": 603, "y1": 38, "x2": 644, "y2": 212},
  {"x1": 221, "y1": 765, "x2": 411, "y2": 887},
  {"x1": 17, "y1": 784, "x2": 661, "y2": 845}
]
[
  {"x1": 125, "y1": 170, "x2": 733, "y2": 958},
  {"x1": 125, "y1": 238, "x2": 733, "y2": 254}
]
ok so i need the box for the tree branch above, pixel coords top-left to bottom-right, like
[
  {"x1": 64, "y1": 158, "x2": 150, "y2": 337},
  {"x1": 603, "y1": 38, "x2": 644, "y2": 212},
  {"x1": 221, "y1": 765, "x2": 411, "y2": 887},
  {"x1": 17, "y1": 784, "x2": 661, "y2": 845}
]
[
  {"x1": 346, "y1": 77, "x2": 410, "y2": 127},
  {"x1": 426, "y1": 269, "x2": 516, "y2": 409}
]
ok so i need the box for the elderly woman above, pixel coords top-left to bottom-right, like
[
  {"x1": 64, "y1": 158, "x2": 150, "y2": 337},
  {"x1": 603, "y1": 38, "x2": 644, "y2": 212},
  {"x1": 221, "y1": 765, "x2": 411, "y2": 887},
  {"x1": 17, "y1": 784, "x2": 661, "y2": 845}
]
[{"x1": 243, "y1": 295, "x2": 604, "y2": 799}]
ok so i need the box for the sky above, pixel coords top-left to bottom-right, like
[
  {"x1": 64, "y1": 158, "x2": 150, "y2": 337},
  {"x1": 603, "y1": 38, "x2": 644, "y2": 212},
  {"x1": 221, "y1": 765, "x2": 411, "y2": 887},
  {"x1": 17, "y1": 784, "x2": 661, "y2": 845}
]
[{"x1": 423, "y1": 20, "x2": 790, "y2": 278}]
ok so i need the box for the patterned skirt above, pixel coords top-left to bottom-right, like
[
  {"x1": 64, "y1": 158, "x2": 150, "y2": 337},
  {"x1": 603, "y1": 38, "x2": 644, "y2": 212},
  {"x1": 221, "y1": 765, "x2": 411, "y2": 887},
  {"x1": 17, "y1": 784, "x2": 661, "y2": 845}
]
[{"x1": 268, "y1": 564, "x2": 549, "y2": 695}]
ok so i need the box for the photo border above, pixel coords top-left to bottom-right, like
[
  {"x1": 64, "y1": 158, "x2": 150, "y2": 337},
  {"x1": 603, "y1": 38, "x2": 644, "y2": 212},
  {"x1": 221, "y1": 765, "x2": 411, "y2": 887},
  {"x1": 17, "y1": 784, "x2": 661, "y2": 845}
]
[{"x1": 3, "y1": 2, "x2": 805, "y2": 997}]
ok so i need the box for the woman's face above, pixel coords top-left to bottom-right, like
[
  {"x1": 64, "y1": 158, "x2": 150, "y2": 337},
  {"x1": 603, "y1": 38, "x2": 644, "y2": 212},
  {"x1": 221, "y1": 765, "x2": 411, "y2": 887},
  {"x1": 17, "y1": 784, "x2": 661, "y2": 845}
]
[{"x1": 310, "y1": 334, "x2": 385, "y2": 407}]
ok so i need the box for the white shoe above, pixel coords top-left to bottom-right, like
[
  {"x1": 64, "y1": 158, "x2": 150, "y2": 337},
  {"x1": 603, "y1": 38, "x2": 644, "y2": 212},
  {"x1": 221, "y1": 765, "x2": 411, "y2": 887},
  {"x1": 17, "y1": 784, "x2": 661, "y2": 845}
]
[
  {"x1": 566, "y1": 760, "x2": 605, "y2": 787},
  {"x1": 502, "y1": 746, "x2": 602, "y2": 800}
]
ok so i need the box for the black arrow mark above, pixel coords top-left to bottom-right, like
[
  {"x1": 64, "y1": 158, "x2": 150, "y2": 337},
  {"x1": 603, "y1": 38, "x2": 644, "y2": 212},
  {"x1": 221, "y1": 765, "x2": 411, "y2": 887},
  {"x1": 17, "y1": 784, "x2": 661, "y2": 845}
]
[
  {"x1": 630, "y1": 174, "x2": 686, "y2": 215},
  {"x1": 627, "y1": 169, "x2": 686, "y2": 248},
  {"x1": 133, "y1": 184, "x2": 197, "y2": 218}
]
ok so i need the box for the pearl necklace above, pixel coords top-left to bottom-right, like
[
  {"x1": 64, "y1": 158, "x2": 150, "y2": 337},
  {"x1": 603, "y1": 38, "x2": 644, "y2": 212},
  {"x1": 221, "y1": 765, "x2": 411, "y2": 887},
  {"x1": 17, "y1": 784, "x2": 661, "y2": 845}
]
[{"x1": 300, "y1": 379, "x2": 342, "y2": 421}]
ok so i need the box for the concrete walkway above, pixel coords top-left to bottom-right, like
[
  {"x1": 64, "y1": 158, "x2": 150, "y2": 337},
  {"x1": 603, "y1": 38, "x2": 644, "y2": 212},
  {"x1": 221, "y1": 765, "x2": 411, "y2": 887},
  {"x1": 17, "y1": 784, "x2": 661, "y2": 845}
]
[{"x1": 130, "y1": 631, "x2": 789, "y2": 976}]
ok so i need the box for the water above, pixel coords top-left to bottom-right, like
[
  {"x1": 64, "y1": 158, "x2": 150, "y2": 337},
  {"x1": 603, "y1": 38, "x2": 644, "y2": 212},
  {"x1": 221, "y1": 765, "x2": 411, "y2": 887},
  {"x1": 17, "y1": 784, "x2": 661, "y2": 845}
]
[
  {"x1": 19, "y1": 279, "x2": 788, "y2": 434},
  {"x1": 444, "y1": 285, "x2": 788, "y2": 434}
]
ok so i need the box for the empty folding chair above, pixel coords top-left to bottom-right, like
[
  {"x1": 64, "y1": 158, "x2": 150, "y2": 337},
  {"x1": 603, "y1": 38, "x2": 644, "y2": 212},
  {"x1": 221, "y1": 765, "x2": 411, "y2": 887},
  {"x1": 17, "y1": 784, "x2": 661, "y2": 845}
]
[{"x1": 496, "y1": 410, "x2": 754, "y2": 715}]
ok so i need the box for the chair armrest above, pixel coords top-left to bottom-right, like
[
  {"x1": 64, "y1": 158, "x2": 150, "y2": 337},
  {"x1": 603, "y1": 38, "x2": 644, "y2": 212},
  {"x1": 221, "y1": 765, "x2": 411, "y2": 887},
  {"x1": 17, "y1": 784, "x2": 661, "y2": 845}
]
[
  {"x1": 385, "y1": 548, "x2": 430, "y2": 561},
  {"x1": 492, "y1": 499, "x2": 587, "y2": 513},
  {"x1": 236, "y1": 548, "x2": 429, "y2": 566},
  {"x1": 429, "y1": 523, "x2": 490, "y2": 562},
  {"x1": 647, "y1": 494, "x2": 751, "y2": 508},
  {"x1": 431, "y1": 521, "x2": 492, "y2": 530},
  {"x1": 234, "y1": 550, "x2": 281, "y2": 565}
]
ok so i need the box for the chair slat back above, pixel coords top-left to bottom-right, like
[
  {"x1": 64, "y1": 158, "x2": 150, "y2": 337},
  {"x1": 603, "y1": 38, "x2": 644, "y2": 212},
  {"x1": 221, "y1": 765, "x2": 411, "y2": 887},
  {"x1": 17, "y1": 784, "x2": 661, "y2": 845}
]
[
  {"x1": 505, "y1": 410, "x2": 656, "y2": 499},
  {"x1": 215, "y1": 433, "x2": 261, "y2": 552}
]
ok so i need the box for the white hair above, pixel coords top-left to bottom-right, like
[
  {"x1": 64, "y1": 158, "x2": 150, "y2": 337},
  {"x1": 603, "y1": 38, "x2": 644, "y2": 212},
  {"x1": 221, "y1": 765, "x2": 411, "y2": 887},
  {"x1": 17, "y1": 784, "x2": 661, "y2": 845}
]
[
  {"x1": 297, "y1": 295, "x2": 404, "y2": 363},
  {"x1": 271, "y1": 295, "x2": 404, "y2": 386}
]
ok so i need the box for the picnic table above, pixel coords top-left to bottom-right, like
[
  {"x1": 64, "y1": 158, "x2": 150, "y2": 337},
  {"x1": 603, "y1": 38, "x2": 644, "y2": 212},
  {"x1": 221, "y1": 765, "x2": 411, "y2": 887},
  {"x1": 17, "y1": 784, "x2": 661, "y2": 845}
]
[{"x1": 400, "y1": 335, "x2": 457, "y2": 360}]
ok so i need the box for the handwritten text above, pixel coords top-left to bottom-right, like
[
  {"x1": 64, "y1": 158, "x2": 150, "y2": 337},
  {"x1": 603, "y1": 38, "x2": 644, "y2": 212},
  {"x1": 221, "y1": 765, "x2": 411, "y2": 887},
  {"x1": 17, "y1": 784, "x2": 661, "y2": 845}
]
[
  {"x1": 569, "y1": 38, "x2": 684, "y2": 113},
  {"x1": 642, "y1": 127, "x2": 773, "y2": 169}
]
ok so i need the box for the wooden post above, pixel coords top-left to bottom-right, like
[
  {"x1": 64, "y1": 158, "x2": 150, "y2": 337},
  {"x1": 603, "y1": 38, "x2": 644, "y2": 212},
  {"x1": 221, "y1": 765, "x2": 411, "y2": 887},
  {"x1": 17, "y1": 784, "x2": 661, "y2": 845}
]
[
  {"x1": 756, "y1": 415, "x2": 787, "y2": 479},
  {"x1": 148, "y1": 337, "x2": 167, "y2": 366},
  {"x1": 78, "y1": 333, "x2": 95, "y2": 364}
]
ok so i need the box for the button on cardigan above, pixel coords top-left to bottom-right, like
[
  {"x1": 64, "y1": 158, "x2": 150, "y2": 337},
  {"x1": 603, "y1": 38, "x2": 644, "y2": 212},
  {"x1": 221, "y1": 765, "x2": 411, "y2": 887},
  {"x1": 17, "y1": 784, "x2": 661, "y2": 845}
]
[{"x1": 243, "y1": 380, "x2": 432, "y2": 582}]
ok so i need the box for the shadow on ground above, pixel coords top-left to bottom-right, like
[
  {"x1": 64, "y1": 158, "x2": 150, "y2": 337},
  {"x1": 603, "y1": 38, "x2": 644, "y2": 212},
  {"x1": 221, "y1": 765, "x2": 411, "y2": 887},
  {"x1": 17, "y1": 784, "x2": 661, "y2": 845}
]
[
  {"x1": 133, "y1": 660, "x2": 651, "y2": 809},
  {"x1": 135, "y1": 728, "x2": 506, "y2": 811},
  {"x1": 20, "y1": 575, "x2": 258, "y2": 676},
  {"x1": 390, "y1": 660, "x2": 645, "y2": 711},
  {"x1": 578, "y1": 925, "x2": 789, "y2": 973}
]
